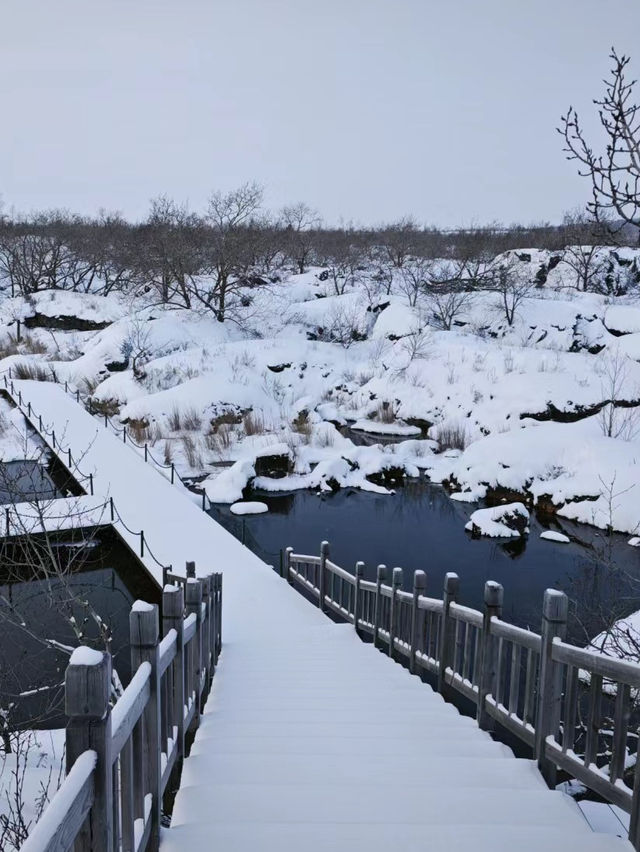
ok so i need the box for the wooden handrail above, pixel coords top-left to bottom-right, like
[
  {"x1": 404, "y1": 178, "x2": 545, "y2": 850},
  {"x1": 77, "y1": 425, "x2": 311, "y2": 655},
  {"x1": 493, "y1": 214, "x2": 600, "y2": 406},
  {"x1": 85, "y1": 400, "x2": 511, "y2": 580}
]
[
  {"x1": 285, "y1": 540, "x2": 640, "y2": 850},
  {"x1": 24, "y1": 568, "x2": 222, "y2": 852}
]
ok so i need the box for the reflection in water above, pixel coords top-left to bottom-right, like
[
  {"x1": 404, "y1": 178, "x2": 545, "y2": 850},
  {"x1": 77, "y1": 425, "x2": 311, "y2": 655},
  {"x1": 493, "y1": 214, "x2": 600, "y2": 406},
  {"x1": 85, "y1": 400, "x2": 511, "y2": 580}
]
[
  {"x1": 0, "y1": 528, "x2": 159, "y2": 728},
  {"x1": 210, "y1": 481, "x2": 640, "y2": 642}
]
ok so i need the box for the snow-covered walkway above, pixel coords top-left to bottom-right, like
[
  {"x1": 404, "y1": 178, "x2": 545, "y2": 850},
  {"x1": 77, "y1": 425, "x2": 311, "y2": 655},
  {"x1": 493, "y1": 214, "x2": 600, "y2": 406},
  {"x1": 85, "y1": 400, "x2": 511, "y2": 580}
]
[{"x1": 8, "y1": 381, "x2": 631, "y2": 850}]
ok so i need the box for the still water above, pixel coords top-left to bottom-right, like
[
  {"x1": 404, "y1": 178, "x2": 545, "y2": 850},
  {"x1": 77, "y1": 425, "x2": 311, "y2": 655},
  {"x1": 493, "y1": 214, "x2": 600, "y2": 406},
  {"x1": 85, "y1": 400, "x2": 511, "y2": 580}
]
[
  {"x1": 210, "y1": 480, "x2": 640, "y2": 641},
  {"x1": 0, "y1": 527, "x2": 159, "y2": 728}
]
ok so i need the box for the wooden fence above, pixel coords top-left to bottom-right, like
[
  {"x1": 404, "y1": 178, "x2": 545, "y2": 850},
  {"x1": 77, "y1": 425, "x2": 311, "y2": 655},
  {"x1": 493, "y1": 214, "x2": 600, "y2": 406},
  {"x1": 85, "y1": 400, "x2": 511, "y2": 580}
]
[
  {"x1": 284, "y1": 541, "x2": 640, "y2": 849},
  {"x1": 20, "y1": 570, "x2": 222, "y2": 852}
]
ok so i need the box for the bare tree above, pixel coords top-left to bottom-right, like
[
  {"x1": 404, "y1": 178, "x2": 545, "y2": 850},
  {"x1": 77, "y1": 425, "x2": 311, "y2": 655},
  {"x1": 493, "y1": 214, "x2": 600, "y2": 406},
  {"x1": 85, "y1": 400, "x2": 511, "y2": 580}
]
[
  {"x1": 492, "y1": 262, "x2": 531, "y2": 326},
  {"x1": 597, "y1": 347, "x2": 640, "y2": 440},
  {"x1": 423, "y1": 260, "x2": 474, "y2": 330},
  {"x1": 560, "y1": 49, "x2": 640, "y2": 239},
  {"x1": 397, "y1": 255, "x2": 434, "y2": 307},
  {"x1": 281, "y1": 202, "x2": 321, "y2": 274},
  {"x1": 194, "y1": 183, "x2": 264, "y2": 322}
]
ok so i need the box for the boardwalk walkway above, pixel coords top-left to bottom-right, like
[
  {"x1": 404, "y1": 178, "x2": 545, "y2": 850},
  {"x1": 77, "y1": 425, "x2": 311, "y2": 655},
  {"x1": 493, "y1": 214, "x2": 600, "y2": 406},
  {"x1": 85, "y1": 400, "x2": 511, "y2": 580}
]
[{"x1": 7, "y1": 380, "x2": 630, "y2": 851}]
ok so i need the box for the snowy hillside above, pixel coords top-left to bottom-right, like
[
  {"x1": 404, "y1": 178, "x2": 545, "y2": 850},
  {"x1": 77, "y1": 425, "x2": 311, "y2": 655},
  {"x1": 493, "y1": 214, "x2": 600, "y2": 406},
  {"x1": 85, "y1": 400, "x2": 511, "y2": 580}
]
[{"x1": 2, "y1": 246, "x2": 640, "y2": 535}]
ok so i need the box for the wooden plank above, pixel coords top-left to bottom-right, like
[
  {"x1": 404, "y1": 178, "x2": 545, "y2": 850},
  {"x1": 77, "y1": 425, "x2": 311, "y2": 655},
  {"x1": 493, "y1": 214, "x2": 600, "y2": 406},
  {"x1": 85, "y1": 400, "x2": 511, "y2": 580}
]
[
  {"x1": 111, "y1": 665, "x2": 151, "y2": 757},
  {"x1": 20, "y1": 753, "x2": 95, "y2": 852},
  {"x1": 552, "y1": 639, "x2": 640, "y2": 687}
]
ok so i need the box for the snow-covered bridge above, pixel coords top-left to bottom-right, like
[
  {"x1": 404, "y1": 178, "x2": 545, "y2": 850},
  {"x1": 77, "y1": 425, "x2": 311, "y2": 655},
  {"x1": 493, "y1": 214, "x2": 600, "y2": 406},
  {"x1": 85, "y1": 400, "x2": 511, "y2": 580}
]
[{"x1": 4, "y1": 380, "x2": 635, "y2": 851}]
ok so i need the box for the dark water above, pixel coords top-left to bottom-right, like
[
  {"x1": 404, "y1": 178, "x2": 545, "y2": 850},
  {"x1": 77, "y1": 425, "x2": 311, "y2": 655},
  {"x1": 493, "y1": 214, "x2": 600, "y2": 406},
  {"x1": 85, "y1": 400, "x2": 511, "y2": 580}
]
[
  {"x1": 0, "y1": 527, "x2": 159, "y2": 728},
  {"x1": 210, "y1": 480, "x2": 640, "y2": 641},
  {"x1": 0, "y1": 460, "x2": 59, "y2": 504}
]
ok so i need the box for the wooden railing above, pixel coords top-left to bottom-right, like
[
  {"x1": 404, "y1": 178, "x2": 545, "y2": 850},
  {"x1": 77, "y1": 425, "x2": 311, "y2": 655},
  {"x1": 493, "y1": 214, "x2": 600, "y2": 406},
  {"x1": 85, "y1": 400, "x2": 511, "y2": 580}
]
[
  {"x1": 21, "y1": 571, "x2": 222, "y2": 852},
  {"x1": 284, "y1": 541, "x2": 640, "y2": 849}
]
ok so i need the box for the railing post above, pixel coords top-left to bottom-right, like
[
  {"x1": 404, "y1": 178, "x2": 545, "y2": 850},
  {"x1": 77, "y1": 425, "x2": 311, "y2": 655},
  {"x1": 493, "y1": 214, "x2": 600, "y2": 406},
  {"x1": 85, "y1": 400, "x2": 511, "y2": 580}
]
[
  {"x1": 201, "y1": 574, "x2": 212, "y2": 685},
  {"x1": 130, "y1": 602, "x2": 161, "y2": 852},
  {"x1": 535, "y1": 589, "x2": 568, "y2": 787},
  {"x1": 186, "y1": 578, "x2": 203, "y2": 724},
  {"x1": 438, "y1": 572, "x2": 459, "y2": 695},
  {"x1": 353, "y1": 561, "x2": 364, "y2": 636},
  {"x1": 477, "y1": 580, "x2": 504, "y2": 731},
  {"x1": 373, "y1": 564, "x2": 387, "y2": 650},
  {"x1": 89, "y1": 472, "x2": 94, "y2": 496},
  {"x1": 162, "y1": 585, "x2": 185, "y2": 763},
  {"x1": 216, "y1": 573, "x2": 222, "y2": 659},
  {"x1": 109, "y1": 497, "x2": 114, "y2": 523},
  {"x1": 283, "y1": 546, "x2": 293, "y2": 583},
  {"x1": 144, "y1": 443, "x2": 148, "y2": 462},
  {"x1": 65, "y1": 649, "x2": 113, "y2": 852},
  {"x1": 171, "y1": 463, "x2": 175, "y2": 484},
  {"x1": 186, "y1": 560, "x2": 196, "y2": 580},
  {"x1": 389, "y1": 567, "x2": 403, "y2": 659},
  {"x1": 410, "y1": 570, "x2": 426, "y2": 675},
  {"x1": 319, "y1": 541, "x2": 329, "y2": 612}
]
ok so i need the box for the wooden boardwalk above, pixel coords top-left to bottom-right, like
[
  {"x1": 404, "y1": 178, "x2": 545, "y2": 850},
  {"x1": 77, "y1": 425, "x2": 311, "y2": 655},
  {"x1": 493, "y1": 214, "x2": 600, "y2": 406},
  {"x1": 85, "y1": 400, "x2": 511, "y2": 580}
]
[{"x1": 5, "y1": 380, "x2": 633, "y2": 852}]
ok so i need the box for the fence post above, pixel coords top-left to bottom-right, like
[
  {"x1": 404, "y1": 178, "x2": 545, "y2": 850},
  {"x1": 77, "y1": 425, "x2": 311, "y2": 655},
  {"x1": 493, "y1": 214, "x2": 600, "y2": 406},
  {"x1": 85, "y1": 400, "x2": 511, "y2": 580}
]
[
  {"x1": 65, "y1": 650, "x2": 113, "y2": 852},
  {"x1": 171, "y1": 463, "x2": 175, "y2": 484},
  {"x1": 68, "y1": 448, "x2": 72, "y2": 468},
  {"x1": 162, "y1": 584, "x2": 185, "y2": 763},
  {"x1": 89, "y1": 472, "x2": 94, "y2": 496},
  {"x1": 109, "y1": 497, "x2": 114, "y2": 523},
  {"x1": 123, "y1": 427, "x2": 127, "y2": 444},
  {"x1": 130, "y1": 602, "x2": 162, "y2": 851},
  {"x1": 140, "y1": 531, "x2": 145, "y2": 557},
  {"x1": 353, "y1": 561, "x2": 364, "y2": 636},
  {"x1": 186, "y1": 578, "x2": 203, "y2": 724},
  {"x1": 388, "y1": 567, "x2": 403, "y2": 659},
  {"x1": 186, "y1": 560, "x2": 196, "y2": 579},
  {"x1": 438, "y1": 572, "x2": 459, "y2": 695},
  {"x1": 373, "y1": 564, "x2": 387, "y2": 650},
  {"x1": 318, "y1": 541, "x2": 329, "y2": 612},
  {"x1": 477, "y1": 580, "x2": 504, "y2": 730},
  {"x1": 535, "y1": 589, "x2": 568, "y2": 786},
  {"x1": 144, "y1": 444, "x2": 148, "y2": 462},
  {"x1": 410, "y1": 570, "x2": 426, "y2": 675}
]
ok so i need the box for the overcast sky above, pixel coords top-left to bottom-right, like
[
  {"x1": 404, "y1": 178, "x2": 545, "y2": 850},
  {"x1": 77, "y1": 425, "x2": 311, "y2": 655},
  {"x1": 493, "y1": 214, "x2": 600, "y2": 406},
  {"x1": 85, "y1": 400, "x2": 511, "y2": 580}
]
[{"x1": 1, "y1": 0, "x2": 639, "y2": 227}]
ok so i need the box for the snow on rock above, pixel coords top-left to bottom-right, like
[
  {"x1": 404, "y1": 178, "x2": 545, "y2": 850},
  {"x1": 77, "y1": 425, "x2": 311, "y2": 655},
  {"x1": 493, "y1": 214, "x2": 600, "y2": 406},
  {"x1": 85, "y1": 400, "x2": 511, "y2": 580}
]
[
  {"x1": 540, "y1": 530, "x2": 570, "y2": 543},
  {"x1": 604, "y1": 304, "x2": 640, "y2": 336},
  {"x1": 429, "y1": 419, "x2": 640, "y2": 534},
  {"x1": 203, "y1": 459, "x2": 255, "y2": 504},
  {"x1": 351, "y1": 419, "x2": 421, "y2": 437},
  {"x1": 69, "y1": 646, "x2": 104, "y2": 666},
  {"x1": 465, "y1": 502, "x2": 530, "y2": 538},
  {"x1": 230, "y1": 501, "x2": 268, "y2": 515},
  {"x1": 628, "y1": 537, "x2": 640, "y2": 547}
]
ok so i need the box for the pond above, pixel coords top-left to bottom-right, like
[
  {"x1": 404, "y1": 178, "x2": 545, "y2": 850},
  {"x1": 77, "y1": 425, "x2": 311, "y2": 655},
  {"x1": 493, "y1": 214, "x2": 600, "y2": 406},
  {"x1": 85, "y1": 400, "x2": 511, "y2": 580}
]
[
  {"x1": 209, "y1": 479, "x2": 640, "y2": 642},
  {"x1": 0, "y1": 526, "x2": 159, "y2": 729}
]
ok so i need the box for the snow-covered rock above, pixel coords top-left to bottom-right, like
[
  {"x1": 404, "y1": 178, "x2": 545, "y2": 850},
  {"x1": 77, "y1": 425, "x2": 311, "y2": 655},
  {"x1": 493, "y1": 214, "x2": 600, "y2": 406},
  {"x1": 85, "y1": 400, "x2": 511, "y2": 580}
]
[
  {"x1": 465, "y1": 502, "x2": 530, "y2": 538},
  {"x1": 540, "y1": 530, "x2": 570, "y2": 544},
  {"x1": 230, "y1": 501, "x2": 268, "y2": 515}
]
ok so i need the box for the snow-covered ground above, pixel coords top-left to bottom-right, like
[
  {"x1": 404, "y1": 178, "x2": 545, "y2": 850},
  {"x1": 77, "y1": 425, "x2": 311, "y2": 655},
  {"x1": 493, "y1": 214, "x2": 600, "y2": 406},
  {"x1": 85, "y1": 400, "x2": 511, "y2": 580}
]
[{"x1": 1, "y1": 247, "x2": 640, "y2": 539}]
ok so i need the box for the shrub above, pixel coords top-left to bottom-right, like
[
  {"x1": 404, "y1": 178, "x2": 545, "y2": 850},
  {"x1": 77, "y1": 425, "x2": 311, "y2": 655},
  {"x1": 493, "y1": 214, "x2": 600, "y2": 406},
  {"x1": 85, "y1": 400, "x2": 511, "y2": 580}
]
[
  {"x1": 90, "y1": 397, "x2": 121, "y2": 418},
  {"x1": 435, "y1": 423, "x2": 467, "y2": 452},
  {"x1": 375, "y1": 402, "x2": 396, "y2": 424},
  {"x1": 12, "y1": 362, "x2": 52, "y2": 381},
  {"x1": 182, "y1": 407, "x2": 202, "y2": 431},
  {"x1": 243, "y1": 410, "x2": 265, "y2": 436},
  {"x1": 181, "y1": 434, "x2": 203, "y2": 468}
]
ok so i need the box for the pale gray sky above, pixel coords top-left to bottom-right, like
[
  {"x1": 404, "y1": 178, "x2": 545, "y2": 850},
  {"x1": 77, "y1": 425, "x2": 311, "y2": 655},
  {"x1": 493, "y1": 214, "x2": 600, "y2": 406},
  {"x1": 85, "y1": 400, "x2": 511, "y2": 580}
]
[{"x1": 1, "y1": 0, "x2": 639, "y2": 226}]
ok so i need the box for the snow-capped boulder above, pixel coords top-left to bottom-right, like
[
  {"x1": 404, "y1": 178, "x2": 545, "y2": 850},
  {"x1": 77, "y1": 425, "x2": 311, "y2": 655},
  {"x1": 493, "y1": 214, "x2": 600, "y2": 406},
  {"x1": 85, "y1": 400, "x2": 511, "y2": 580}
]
[{"x1": 465, "y1": 502, "x2": 530, "y2": 538}]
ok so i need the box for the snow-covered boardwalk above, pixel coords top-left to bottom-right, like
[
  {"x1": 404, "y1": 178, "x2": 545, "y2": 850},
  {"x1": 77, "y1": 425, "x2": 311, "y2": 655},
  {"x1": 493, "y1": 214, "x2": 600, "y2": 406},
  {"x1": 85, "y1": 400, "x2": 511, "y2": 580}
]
[{"x1": 6, "y1": 381, "x2": 631, "y2": 851}]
